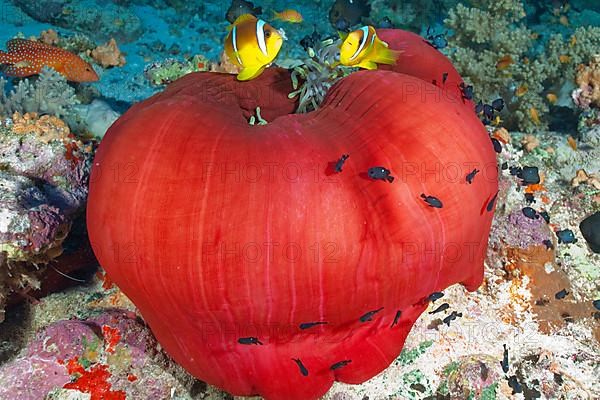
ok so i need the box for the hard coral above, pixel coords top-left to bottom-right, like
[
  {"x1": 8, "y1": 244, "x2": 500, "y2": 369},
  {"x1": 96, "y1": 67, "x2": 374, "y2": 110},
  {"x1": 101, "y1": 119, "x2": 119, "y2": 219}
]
[
  {"x1": 574, "y1": 54, "x2": 600, "y2": 109},
  {"x1": 0, "y1": 67, "x2": 79, "y2": 119},
  {"x1": 11, "y1": 112, "x2": 71, "y2": 143},
  {"x1": 90, "y1": 39, "x2": 126, "y2": 68},
  {"x1": 445, "y1": 1, "x2": 600, "y2": 132}
]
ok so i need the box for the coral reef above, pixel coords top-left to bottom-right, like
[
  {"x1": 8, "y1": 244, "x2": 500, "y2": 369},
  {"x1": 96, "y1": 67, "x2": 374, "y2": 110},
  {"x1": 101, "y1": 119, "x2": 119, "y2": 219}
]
[
  {"x1": 90, "y1": 39, "x2": 126, "y2": 68},
  {"x1": 72, "y1": 100, "x2": 120, "y2": 139},
  {"x1": 368, "y1": 0, "x2": 456, "y2": 31},
  {"x1": 445, "y1": 0, "x2": 600, "y2": 132},
  {"x1": 0, "y1": 67, "x2": 79, "y2": 119},
  {"x1": 573, "y1": 54, "x2": 600, "y2": 109},
  {"x1": 143, "y1": 55, "x2": 214, "y2": 86},
  {"x1": 13, "y1": 0, "x2": 144, "y2": 43},
  {"x1": 0, "y1": 112, "x2": 92, "y2": 321},
  {"x1": 0, "y1": 309, "x2": 190, "y2": 399}
]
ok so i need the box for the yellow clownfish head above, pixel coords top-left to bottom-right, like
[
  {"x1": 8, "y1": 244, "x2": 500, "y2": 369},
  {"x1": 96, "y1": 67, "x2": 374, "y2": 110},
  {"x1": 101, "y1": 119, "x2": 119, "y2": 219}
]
[
  {"x1": 339, "y1": 25, "x2": 399, "y2": 70},
  {"x1": 339, "y1": 26, "x2": 376, "y2": 66},
  {"x1": 225, "y1": 14, "x2": 284, "y2": 81}
]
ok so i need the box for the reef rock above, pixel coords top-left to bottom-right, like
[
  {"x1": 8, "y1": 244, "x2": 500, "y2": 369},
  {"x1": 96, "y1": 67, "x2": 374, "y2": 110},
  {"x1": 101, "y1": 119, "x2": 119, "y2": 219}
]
[
  {"x1": 574, "y1": 54, "x2": 600, "y2": 109},
  {"x1": 0, "y1": 310, "x2": 176, "y2": 399},
  {"x1": 0, "y1": 113, "x2": 91, "y2": 321}
]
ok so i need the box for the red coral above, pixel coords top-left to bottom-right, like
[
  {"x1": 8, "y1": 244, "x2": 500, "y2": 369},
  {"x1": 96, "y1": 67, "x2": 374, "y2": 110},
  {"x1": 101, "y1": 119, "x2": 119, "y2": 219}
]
[
  {"x1": 63, "y1": 358, "x2": 125, "y2": 400},
  {"x1": 101, "y1": 325, "x2": 121, "y2": 354},
  {"x1": 87, "y1": 29, "x2": 498, "y2": 400}
]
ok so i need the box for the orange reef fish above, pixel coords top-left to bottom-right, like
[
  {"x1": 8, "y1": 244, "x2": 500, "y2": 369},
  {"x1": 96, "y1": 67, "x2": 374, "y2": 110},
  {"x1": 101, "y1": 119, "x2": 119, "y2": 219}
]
[
  {"x1": 559, "y1": 54, "x2": 571, "y2": 63},
  {"x1": 0, "y1": 39, "x2": 98, "y2": 82},
  {"x1": 546, "y1": 93, "x2": 558, "y2": 104},
  {"x1": 529, "y1": 107, "x2": 541, "y2": 125},
  {"x1": 224, "y1": 14, "x2": 284, "y2": 81},
  {"x1": 496, "y1": 55, "x2": 514, "y2": 70},
  {"x1": 515, "y1": 85, "x2": 528, "y2": 97},
  {"x1": 273, "y1": 9, "x2": 303, "y2": 23},
  {"x1": 339, "y1": 25, "x2": 400, "y2": 70},
  {"x1": 567, "y1": 135, "x2": 577, "y2": 150}
]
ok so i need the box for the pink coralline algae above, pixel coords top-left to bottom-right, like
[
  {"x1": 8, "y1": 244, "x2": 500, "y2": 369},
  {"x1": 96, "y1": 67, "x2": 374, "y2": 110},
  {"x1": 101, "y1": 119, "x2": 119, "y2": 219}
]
[{"x1": 0, "y1": 310, "x2": 170, "y2": 399}]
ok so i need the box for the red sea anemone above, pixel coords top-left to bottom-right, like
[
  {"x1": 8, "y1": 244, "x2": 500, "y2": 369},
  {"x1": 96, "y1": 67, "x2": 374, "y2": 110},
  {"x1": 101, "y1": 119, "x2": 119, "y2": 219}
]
[{"x1": 87, "y1": 29, "x2": 498, "y2": 400}]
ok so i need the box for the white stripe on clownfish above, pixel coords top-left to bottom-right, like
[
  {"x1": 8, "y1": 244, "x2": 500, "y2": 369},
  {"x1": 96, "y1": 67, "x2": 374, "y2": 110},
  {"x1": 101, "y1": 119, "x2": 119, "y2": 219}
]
[
  {"x1": 256, "y1": 19, "x2": 268, "y2": 56},
  {"x1": 231, "y1": 25, "x2": 243, "y2": 65},
  {"x1": 350, "y1": 26, "x2": 370, "y2": 61}
]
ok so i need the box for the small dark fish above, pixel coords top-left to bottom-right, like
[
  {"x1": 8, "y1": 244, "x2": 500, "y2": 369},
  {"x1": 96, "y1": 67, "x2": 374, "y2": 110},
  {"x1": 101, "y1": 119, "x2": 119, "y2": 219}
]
[
  {"x1": 335, "y1": 154, "x2": 349, "y2": 173},
  {"x1": 238, "y1": 337, "x2": 263, "y2": 345},
  {"x1": 391, "y1": 310, "x2": 402, "y2": 327},
  {"x1": 442, "y1": 311, "x2": 462, "y2": 326},
  {"x1": 491, "y1": 137, "x2": 502, "y2": 153},
  {"x1": 475, "y1": 101, "x2": 495, "y2": 120},
  {"x1": 428, "y1": 292, "x2": 444, "y2": 302},
  {"x1": 225, "y1": 0, "x2": 262, "y2": 23},
  {"x1": 292, "y1": 358, "x2": 308, "y2": 376},
  {"x1": 466, "y1": 168, "x2": 479, "y2": 184},
  {"x1": 518, "y1": 166, "x2": 540, "y2": 185},
  {"x1": 486, "y1": 191, "x2": 498, "y2": 212},
  {"x1": 525, "y1": 193, "x2": 535, "y2": 204},
  {"x1": 410, "y1": 383, "x2": 426, "y2": 393},
  {"x1": 555, "y1": 289, "x2": 569, "y2": 299},
  {"x1": 329, "y1": 0, "x2": 371, "y2": 31},
  {"x1": 501, "y1": 344, "x2": 509, "y2": 373},
  {"x1": 507, "y1": 375, "x2": 523, "y2": 394},
  {"x1": 424, "y1": 26, "x2": 448, "y2": 49},
  {"x1": 509, "y1": 166, "x2": 522, "y2": 176},
  {"x1": 368, "y1": 166, "x2": 394, "y2": 183},
  {"x1": 539, "y1": 211, "x2": 550, "y2": 223},
  {"x1": 330, "y1": 359, "x2": 352, "y2": 370},
  {"x1": 542, "y1": 239, "x2": 553, "y2": 250},
  {"x1": 429, "y1": 303, "x2": 449, "y2": 314},
  {"x1": 580, "y1": 211, "x2": 600, "y2": 254},
  {"x1": 501, "y1": 162, "x2": 508, "y2": 170},
  {"x1": 492, "y1": 98, "x2": 505, "y2": 111},
  {"x1": 442, "y1": 72, "x2": 448, "y2": 83},
  {"x1": 459, "y1": 82, "x2": 474, "y2": 100},
  {"x1": 378, "y1": 16, "x2": 393, "y2": 29},
  {"x1": 359, "y1": 307, "x2": 384, "y2": 322},
  {"x1": 593, "y1": 299, "x2": 600, "y2": 311},
  {"x1": 556, "y1": 229, "x2": 577, "y2": 244},
  {"x1": 300, "y1": 26, "x2": 321, "y2": 51},
  {"x1": 299, "y1": 321, "x2": 328, "y2": 330},
  {"x1": 421, "y1": 194, "x2": 443, "y2": 208},
  {"x1": 522, "y1": 207, "x2": 539, "y2": 219}
]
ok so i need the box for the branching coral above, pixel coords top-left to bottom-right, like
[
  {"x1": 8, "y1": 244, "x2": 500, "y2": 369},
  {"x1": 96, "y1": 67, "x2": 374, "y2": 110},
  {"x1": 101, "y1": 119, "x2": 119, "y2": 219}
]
[
  {"x1": 573, "y1": 54, "x2": 600, "y2": 109},
  {"x1": 288, "y1": 38, "x2": 354, "y2": 113},
  {"x1": 0, "y1": 67, "x2": 79, "y2": 119},
  {"x1": 445, "y1": 0, "x2": 600, "y2": 132}
]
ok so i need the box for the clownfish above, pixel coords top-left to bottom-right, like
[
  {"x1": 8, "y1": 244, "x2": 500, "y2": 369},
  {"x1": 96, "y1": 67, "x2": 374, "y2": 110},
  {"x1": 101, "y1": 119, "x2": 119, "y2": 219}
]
[
  {"x1": 224, "y1": 14, "x2": 283, "y2": 81},
  {"x1": 339, "y1": 25, "x2": 400, "y2": 70}
]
